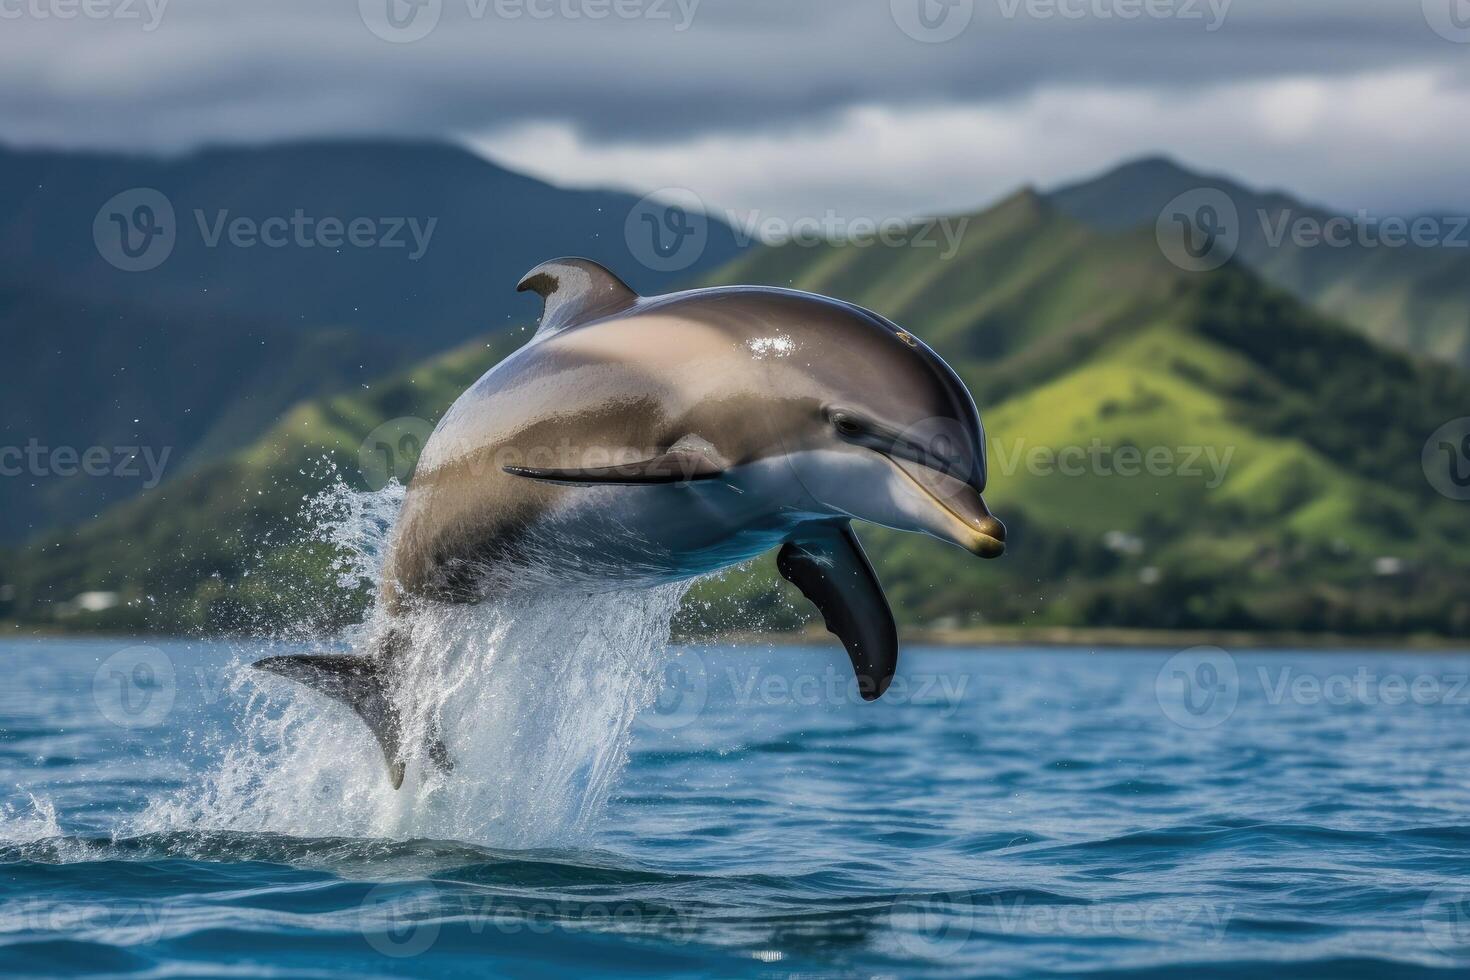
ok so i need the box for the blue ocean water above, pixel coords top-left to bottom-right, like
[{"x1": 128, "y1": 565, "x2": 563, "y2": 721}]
[{"x1": 4, "y1": 637, "x2": 1470, "y2": 978}]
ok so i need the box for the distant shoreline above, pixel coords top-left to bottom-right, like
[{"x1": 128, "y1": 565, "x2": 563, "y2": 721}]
[
  {"x1": 6, "y1": 620, "x2": 1466, "y2": 653},
  {"x1": 704, "y1": 625, "x2": 1470, "y2": 652}
]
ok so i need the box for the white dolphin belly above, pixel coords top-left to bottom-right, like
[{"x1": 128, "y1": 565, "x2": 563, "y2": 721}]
[{"x1": 523, "y1": 456, "x2": 822, "y2": 589}]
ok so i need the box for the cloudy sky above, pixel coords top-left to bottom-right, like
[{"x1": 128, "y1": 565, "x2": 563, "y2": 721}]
[{"x1": 2, "y1": 0, "x2": 1467, "y2": 219}]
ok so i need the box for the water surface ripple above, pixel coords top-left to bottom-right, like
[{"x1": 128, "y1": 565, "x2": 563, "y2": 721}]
[{"x1": 4, "y1": 639, "x2": 1470, "y2": 977}]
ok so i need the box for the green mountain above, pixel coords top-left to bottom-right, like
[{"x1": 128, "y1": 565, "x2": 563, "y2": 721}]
[
  {"x1": 1049, "y1": 157, "x2": 1470, "y2": 368},
  {"x1": 5, "y1": 190, "x2": 1469, "y2": 638},
  {"x1": 0, "y1": 279, "x2": 402, "y2": 543}
]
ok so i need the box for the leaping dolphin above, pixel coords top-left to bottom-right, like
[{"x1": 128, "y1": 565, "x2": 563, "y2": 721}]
[{"x1": 254, "y1": 258, "x2": 1005, "y2": 787}]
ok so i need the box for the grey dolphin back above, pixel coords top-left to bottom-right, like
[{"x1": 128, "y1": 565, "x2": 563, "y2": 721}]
[
  {"x1": 517, "y1": 257, "x2": 640, "y2": 337},
  {"x1": 777, "y1": 523, "x2": 899, "y2": 700}
]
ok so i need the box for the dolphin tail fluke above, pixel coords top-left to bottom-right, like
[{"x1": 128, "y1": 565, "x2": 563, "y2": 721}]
[{"x1": 250, "y1": 651, "x2": 452, "y2": 790}]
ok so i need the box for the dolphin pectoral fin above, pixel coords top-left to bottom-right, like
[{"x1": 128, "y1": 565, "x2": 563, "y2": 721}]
[
  {"x1": 517, "y1": 257, "x2": 640, "y2": 338},
  {"x1": 504, "y1": 444, "x2": 726, "y2": 486},
  {"x1": 250, "y1": 653, "x2": 452, "y2": 790},
  {"x1": 777, "y1": 523, "x2": 898, "y2": 701}
]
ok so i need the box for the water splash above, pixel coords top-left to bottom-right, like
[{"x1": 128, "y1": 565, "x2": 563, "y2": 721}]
[
  {"x1": 0, "y1": 794, "x2": 61, "y2": 844},
  {"x1": 138, "y1": 483, "x2": 687, "y2": 849},
  {"x1": 304, "y1": 476, "x2": 405, "y2": 593}
]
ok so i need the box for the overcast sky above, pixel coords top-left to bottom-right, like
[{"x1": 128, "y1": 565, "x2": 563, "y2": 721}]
[{"x1": 2, "y1": 0, "x2": 1466, "y2": 219}]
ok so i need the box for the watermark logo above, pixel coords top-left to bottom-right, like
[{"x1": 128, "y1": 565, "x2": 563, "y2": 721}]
[
  {"x1": 1156, "y1": 188, "x2": 1240, "y2": 272},
  {"x1": 625, "y1": 188, "x2": 709, "y2": 273},
  {"x1": 995, "y1": 0, "x2": 1231, "y2": 30},
  {"x1": 639, "y1": 649, "x2": 708, "y2": 730},
  {"x1": 1258, "y1": 667, "x2": 1469, "y2": 708},
  {"x1": 194, "y1": 209, "x2": 437, "y2": 259},
  {"x1": 737, "y1": 665, "x2": 969, "y2": 716},
  {"x1": 93, "y1": 646, "x2": 176, "y2": 729},
  {"x1": 0, "y1": 0, "x2": 169, "y2": 30},
  {"x1": 94, "y1": 189, "x2": 437, "y2": 272},
  {"x1": 359, "y1": 0, "x2": 443, "y2": 42},
  {"x1": 360, "y1": 417, "x2": 435, "y2": 491},
  {"x1": 991, "y1": 437, "x2": 1234, "y2": 487},
  {"x1": 891, "y1": 0, "x2": 974, "y2": 42},
  {"x1": 358, "y1": 883, "x2": 694, "y2": 953},
  {"x1": 361, "y1": 0, "x2": 700, "y2": 42},
  {"x1": 1155, "y1": 646, "x2": 1238, "y2": 729},
  {"x1": 889, "y1": 888, "x2": 976, "y2": 958},
  {"x1": 10, "y1": 900, "x2": 168, "y2": 943},
  {"x1": 1424, "y1": 418, "x2": 1470, "y2": 501},
  {"x1": 1424, "y1": 885, "x2": 1470, "y2": 956},
  {"x1": 728, "y1": 210, "x2": 970, "y2": 260},
  {"x1": 93, "y1": 188, "x2": 175, "y2": 272},
  {"x1": 1424, "y1": 0, "x2": 1470, "y2": 42},
  {"x1": 1260, "y1": 209, "x2": 1469, "y2": 251},
  {"x1": 0, "y1": 441, "x2": 171, "y2": 488},
  {"x1": 361, "y1": 883, "x2": 441, "y2": 957}
]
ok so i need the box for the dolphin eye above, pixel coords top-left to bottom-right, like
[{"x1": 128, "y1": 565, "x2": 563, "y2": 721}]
[{"x1": 829, "y1": 411, "x2": 865, "y2": 438}]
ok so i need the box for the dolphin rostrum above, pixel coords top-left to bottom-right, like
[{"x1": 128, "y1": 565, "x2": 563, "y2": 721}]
[{"x1": 254, "y1": 258, "x2": 1005, "y2": 787}]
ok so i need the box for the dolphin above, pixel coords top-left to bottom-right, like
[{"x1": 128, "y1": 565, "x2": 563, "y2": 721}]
[{"x1": 254, "y1": 258, "x2": 1005, "y2": 787}]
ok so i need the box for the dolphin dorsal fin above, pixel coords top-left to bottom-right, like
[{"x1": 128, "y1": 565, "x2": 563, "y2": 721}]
[{"x1": 517, "y1": 258, "x2": 640, "y2": 338}]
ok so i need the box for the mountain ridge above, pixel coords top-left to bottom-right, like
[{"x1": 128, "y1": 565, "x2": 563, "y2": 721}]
[
  {"x1": 1049, "y1": 155, "x2": 1470, "y2": 367},
  {"x1": 6, "y1": 184, "x2": 1467, "y2": 638}
]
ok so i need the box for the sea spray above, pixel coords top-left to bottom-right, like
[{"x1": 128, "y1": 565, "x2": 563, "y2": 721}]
[{"x1": 137, "y1": 481, "x2": 689, "y2": 848}]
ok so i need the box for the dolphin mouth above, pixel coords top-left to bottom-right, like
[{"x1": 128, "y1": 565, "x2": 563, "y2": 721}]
[{"x1": 888, "y1": 457, "x2": 1006, "y2": 559}]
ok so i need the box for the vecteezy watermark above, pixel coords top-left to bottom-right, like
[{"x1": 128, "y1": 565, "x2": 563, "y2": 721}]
[
  {"x1": 359, "y1": 0, "x2": 700, "y2": 43},
  {"x1": 1424, "y1": 884, "x2": 1470, "y2": 957},
  {"x1": 361, "y1": 883, "x2": 441, "y2": 957},
  {"x1": 359, "y1": 0, "x2": 442, "y2": 43},
  {"x1": 1423, "y1": 0, "x2": 1470, "y2": 43},
  {"x1": 0, "y1": 0, "x2": 168, "y2": 30},
  {"x1": 359, "y1": 417, "x2": 436, "y2": 491},
  {"x1": 981, "y1": 896, "x2": 1232, "y2": 944},
  {"x1": 359, "y1": 881, "x2": 694, "y2": 956},
  {"x1": 625, "y1": 188, "x2": 710, "y2": 273},
  {"x1": 995, "y1": 0, "x2": 1231, "y2": 29},
  {"x1": 0, "y1": 441, "x2": 171, "y2": 488},
  {"x1": 891, "y1": 0, "x2": 1229, "y2": 42},
  {"x1": 730, "y1": 665, "x2": 969, "y2": 717},
  {"x1": 1257, "y1": 667, "x2": 1470, "y2": 708},
  {"x1": 6, "y1": 900, "x2": 168, "y2": 943},
  {"x1": 1158, "y1": 189, "x2": 1470, "y2": 272},
  {"x1": 1424, "y1": 418, "x2": 1470, "y2": 502},
  {"x1": 93, "y1": 188, "x2": 438, "y2": 272},
  {"x1": 639, "y1": 648, "x2": 710, "y2": 731},
  {"x1": 626, "y1": 187, "x2": 975, "y2": 273},
  {"x1": 891, "y1": 0, "x2": 974, "y2": 42},
  {"x1": 1157, "y1": 648, "x2": 1470, "y2": 730},
  {"x1": 728, "y1": 210, "x2": 971, "y2": 261},
  {"x1": 888, "y1": 885, "x2": 1231, "y2": 958},
  {"x1": 889, "y1": 887, "x2": 979, "y2": 959},
  {"x1": 93, "y1": 188, "x2": 176, "y2": 272},
  {"x1": 1156, "y1": 188, "x2": 1241, "y2": 273},
  {"x1": 1260, "y1": 210, "x2": 1470, "y2": 251},
  {"x1": 91, "y1": 649, "x2": 262, "y2": 729},
  {"x1": 1156, "y1": 646, "x2": 1239, "y2": 729},
  {"x1": 640, "y1": 657, "x2": 970, "y2": 732},
  {"x1": 93, "y1": 646, "x2": 177, "y2": 729},
  {"x1": 991, "y1": 438, "x2": 1235, "y2": 488},
  {"x1": 194, "y1": 210, "x2": 437, "y2": 259}
]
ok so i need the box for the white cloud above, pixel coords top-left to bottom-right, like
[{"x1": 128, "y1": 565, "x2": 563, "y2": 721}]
[
  {"x1": 0, "y1": 0, "x2": 1466, "y2": 216},
  {"x1": 471, "y1": 68, "x2": 1470, "y2": 220}
]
